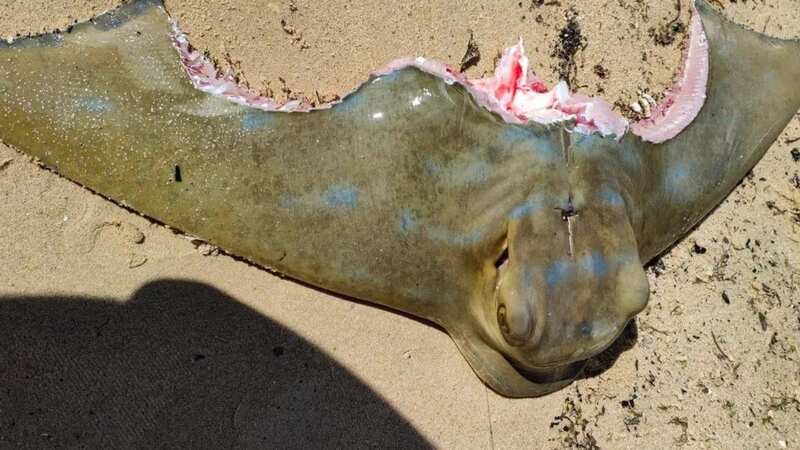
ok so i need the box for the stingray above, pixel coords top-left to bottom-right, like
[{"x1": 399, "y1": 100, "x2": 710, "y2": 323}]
[{"x1": 1, "y1": 0, "x2": 798, "y2": 397}]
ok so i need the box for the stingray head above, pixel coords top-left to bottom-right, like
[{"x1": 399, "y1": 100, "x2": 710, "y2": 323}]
[
  {"x1": 451, "y1": 141, "x2": 651, "y2": 397},
  {"x1": 489, "y1": 181, "x2": 648, "y2": 376}
]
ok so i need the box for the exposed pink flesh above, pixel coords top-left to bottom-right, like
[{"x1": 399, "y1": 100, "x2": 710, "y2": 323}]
[
  {"x1": 467, "y1": 41, "x2": 628, "y2": 138},
  {"x1": 631, "y1": 11, "x2": 709, "y2": 143},
  {"x1": 171, "y1": 5, "x2": 709, "y2": 143},
  {"x1": 172, "y1": 23, "x2": 315, "y2": 112}
]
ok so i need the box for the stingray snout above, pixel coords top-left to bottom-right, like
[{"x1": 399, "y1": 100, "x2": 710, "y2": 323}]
[
  {"x1": 494, "y1": 253, "x2": 541, "y2": 348},
  {"x1": 491, "y1": 249, "x2": 650, "y2": 369}
]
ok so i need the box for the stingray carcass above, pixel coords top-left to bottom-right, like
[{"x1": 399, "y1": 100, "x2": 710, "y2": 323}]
[{"x1": 1, "y1": 0, "x2": 798, "y2": 397}]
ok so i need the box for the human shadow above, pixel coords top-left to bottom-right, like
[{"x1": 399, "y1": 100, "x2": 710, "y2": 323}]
[{"x1": 0, "y1": 280, "x2": 430, "y2": 449}]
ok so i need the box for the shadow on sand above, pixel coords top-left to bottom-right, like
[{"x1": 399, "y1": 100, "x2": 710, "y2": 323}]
[
  {"x1": 0, "y1": 279, "x2": 430, "y2": 448},
  {"x1": 581, "y1": 320, "x2": 639, "y2": 380}
]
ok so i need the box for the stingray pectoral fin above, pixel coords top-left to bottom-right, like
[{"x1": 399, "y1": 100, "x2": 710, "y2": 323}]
[
  {"x1": 0, "y1": 1, "x2": 305, "y2": 273},
  {"x1": 0, "y1": 0, "x2": 206, "y2": 181},
  {"x1": 635, "y1": 0, "x2": 800, "y2": 259},
  {"x1": 449, "y1": 328, "x2": 575, "y2": 398},
  {"x1": 0, "y1": 0, "x2": 344, "y2": 289}
]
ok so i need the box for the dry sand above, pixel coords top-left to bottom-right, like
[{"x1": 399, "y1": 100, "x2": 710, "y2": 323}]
[{"x1": 1, "y1": 0, "x2": 799, "y2": 448}]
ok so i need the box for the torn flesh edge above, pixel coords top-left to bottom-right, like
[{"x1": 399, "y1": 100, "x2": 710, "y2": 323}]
[
  {"x1": 630, "y1": 10, "x2": 709, "y2": 143},
  {"x1": 169, "y1": 5, "x2": 708, "y2": 143}
]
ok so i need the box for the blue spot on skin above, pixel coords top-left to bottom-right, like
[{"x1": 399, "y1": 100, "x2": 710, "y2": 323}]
[
  {"x1": 400, "y1": 206, "x2": 482, "y2": 245},
  {"x1": 546, "y1": 260, "x2": 572, "y2": 287},
  {"x1": 424, "y1": 158, "x2": 444, "y2": 175},
  {"x1": 668, "y1": 163, "x2": 690, "y2": 183},
  {"x1": 399, "y1": 210, "x2": 417, "y2": 233},
  {"x1": 580, "y1": 251, "x2": 609, "y2": 278},
  {"x1": 509, "y1": 196, "x2": 544, "y2": 220},
  {"x1": 79, "y1": 96, "x2": 111, "y2": 113},
  {"x1": 321, "y1": 184, "x2": 360, "y2": 208},
  {"x1": 462, "y1": 161, "x2": 490, "y2": 184},
  {"x1": 666, "y1": 161, "x2": 694, "y2": 200},
  {"x1": 240, "y1": 111, "x2": 272, "y2": 132},
  {"x1": 600, "y1": 185, "x2": 625, "y2": 207}
]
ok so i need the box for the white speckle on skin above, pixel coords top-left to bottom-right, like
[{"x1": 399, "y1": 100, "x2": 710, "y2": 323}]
[{"x1": 410, "y1": 88, "x2": 433, "y2": 107}]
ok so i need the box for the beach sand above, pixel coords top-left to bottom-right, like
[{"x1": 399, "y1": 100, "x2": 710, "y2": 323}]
[{"x1": 1, "y1": 0, "x2": 799, "y2": 448}]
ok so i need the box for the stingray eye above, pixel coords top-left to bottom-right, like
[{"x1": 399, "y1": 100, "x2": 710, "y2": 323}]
[
  {"x1": 497, "y1": 302, "x2": 534, "y2": 346},
  {"x1": 497, "y1": 304, "x2": 511, "y2": 335}
]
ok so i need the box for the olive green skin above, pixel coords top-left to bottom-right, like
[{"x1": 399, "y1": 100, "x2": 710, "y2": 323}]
[{"x1": 1, "y1": 0, "x2": 798, "y2": 397}]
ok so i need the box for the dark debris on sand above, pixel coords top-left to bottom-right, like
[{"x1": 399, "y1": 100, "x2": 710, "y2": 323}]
[{"x1": 552, "y1": 8, "x2": 586, "y2": 88}]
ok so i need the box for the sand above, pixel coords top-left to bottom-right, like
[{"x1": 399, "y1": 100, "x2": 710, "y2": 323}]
[{"x1": 1, "y1": 0, "x2": 799, "y2": 448}]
